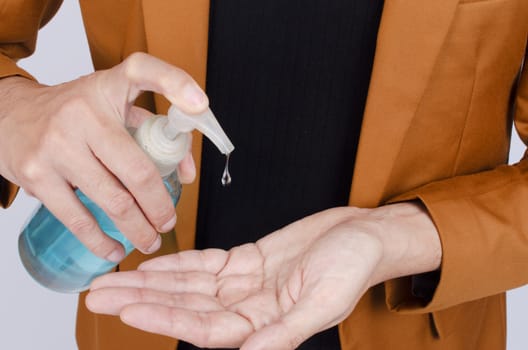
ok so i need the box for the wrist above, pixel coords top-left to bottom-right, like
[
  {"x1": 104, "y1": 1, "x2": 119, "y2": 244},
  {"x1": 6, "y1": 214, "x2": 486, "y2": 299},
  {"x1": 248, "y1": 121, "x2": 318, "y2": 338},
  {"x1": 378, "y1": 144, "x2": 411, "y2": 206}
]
[
  {"x1": 0, "y1": 75, "x2": 38, "y2": 91},
  {"x1": 363, "y1": 202, "x2": 442, "y2": 287},
  {"x1": 0, "y1": 76, "x2": 40, "y2": 118}
]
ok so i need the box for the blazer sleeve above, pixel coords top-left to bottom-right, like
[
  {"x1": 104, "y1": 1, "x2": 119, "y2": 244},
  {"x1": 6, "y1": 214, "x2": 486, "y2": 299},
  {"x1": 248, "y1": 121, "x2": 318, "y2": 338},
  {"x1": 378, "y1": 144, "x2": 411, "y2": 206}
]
[
  {"x1": 384, "y1": 48, "x2": 528, "y2": 313},
  {"x1": 0, "y1": 0, "x2": 62, "y2": 208}
]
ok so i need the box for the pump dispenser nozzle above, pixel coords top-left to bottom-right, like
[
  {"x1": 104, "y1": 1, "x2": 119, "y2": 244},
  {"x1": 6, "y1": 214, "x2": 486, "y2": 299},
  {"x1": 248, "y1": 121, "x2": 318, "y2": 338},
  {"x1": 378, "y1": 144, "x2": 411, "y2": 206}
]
[{"x1": 165, "y1": 106, "x2": 235, "y2": 155}]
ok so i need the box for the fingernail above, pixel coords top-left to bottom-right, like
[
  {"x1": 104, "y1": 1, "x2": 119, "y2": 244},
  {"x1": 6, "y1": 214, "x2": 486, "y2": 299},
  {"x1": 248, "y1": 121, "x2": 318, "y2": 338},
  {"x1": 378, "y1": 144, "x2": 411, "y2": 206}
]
[
  {"x1": 147, "y1": 235, "x2": 162, "y2": 253},
  {"x1": 107, "y1": 248, "x2": 125, "y2": 263},
  {"x1": 183, "y1": 83, "x2": 208, "y2": 108},
  {"x1": 160, "y1": 215, "x2": 177, "y2": 232}
]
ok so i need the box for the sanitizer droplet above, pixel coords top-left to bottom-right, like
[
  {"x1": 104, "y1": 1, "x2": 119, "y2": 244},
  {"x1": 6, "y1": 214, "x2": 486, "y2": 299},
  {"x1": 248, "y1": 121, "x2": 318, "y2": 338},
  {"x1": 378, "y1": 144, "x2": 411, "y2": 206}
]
[{"x1": 221, "y1": 153, "x2": 232, "y2": 186}]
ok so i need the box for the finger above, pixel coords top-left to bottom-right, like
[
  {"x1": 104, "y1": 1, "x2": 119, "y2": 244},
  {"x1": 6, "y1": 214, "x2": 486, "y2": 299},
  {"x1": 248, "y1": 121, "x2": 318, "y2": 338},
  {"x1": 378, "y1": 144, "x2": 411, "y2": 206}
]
[
  {"x1": 125, "y1": 106, "x2": 155, "y2": 129},
  {"x1": 120, "y1": 304, "x2": 253, "y2": 348},
  {"x1": 86, "y1": 124, "x2": 177, "y2": 243},
  {"x1": 90, "y1": 271, "x2": 218, "y2": 296},
  {"x1": 109, "y1": 52, "x2": 209, "y2": 115},
  {"x1": 32, "y1": 176, "x2": 125, "y2": 262},
  {"x1": 176, "y1": 151, "x2": 196, "y2": 184},
  {"x1": 138, "y1": 249, "x2": 228, "y2": 274},
  {"x1": 176, "y1": 133, "x2": 196, "y2": 184},
  {"x1": 86, "y1": 288, "x2": 223, "y2": 315},
  {"x1": 59, "y1": 145, "x2": 163, "y2": 254}
]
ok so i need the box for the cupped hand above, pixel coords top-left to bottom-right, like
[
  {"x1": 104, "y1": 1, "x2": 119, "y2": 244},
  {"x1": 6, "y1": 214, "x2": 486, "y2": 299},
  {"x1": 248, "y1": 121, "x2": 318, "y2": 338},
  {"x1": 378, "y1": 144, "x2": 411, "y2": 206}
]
[
  {"x1": 87, "y1": 207, "x2": 388, "y2": 349},
  {"x1": 0, "y1": 52, "x2": 205, "y2": 261}
]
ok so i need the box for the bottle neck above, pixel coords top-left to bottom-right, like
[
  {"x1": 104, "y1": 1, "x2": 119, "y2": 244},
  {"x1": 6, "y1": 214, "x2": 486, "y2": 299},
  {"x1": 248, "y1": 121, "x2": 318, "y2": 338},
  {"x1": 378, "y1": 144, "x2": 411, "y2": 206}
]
[{"x1": 134, "y1": 116, "x2": 190, "y2": 177}]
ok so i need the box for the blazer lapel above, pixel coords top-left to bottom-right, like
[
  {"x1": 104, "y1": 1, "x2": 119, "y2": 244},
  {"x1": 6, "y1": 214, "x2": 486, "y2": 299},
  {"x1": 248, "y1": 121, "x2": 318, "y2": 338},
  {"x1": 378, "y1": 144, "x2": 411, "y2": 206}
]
[
  {"x1": 349, "y1": 0, "x2": 460, "y2": 208},
  {"x1": 142, "y1": 0, "x2": 210, "y2": 250}
]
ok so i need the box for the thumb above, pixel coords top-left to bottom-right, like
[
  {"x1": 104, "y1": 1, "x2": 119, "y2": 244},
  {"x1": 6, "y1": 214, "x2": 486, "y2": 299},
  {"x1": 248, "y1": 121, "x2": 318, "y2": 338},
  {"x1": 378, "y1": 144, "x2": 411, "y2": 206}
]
[
  {"x1": 105, "y1": 52, "x2": 209, "y2": 115},
  {"x1": 240, "y1": 322, "x2": 306, "y2": 350},
  {"x1": 240, "y1": 300, "x2": 334, "y2": 350}
]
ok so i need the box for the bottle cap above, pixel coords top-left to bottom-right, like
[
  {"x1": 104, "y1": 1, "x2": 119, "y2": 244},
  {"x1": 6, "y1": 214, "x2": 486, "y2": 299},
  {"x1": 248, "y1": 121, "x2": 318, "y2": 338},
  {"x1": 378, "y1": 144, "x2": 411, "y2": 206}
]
[{"x1": 134, "y1": 117, "x2": 189, "y2": 177}]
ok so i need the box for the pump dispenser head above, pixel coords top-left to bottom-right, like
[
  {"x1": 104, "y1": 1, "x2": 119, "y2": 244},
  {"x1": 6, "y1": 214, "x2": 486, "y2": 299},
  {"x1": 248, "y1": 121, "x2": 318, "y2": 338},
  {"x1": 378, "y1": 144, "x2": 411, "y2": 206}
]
[
  {"x1": 165, "y1": 106, "x2": 235, "y2": 155},
  {"x1": 134, "y1": 106, "x2": 234, "y2": 179}
]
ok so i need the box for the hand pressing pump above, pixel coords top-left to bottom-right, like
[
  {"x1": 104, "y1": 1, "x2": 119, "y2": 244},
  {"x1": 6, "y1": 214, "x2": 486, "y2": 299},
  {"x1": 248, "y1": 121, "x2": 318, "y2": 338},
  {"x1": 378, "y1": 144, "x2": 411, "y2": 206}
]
[{"x1": 18, "y1": 106, "x2": 234, "y2": 293}]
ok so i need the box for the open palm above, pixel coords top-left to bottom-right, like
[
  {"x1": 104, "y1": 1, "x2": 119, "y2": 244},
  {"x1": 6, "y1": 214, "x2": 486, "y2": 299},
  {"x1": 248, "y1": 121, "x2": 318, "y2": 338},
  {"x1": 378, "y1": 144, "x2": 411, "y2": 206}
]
[{"x1": 87, "y1": 208, "x2": 385, "y2": 349}]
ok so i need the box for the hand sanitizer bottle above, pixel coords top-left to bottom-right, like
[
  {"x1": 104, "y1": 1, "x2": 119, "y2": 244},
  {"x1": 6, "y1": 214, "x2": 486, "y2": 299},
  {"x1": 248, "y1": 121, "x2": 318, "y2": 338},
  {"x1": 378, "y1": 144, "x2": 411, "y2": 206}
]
[{"x1": 18, "y1": 106, "x2": 234, "y2": 293}]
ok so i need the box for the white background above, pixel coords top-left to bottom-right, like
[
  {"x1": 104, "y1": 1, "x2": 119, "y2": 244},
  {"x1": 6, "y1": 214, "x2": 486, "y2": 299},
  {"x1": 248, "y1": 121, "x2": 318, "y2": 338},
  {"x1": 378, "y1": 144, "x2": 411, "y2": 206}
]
[{"x1": 0, "y1": 1, "x2": 526, "y2": 349}]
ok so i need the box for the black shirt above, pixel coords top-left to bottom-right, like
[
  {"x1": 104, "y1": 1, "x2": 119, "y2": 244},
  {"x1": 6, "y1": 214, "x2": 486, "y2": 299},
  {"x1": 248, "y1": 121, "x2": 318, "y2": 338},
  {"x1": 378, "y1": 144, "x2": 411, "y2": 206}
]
[{"x1": 178, "y1": 1, "x2": 384, "y2": 349}]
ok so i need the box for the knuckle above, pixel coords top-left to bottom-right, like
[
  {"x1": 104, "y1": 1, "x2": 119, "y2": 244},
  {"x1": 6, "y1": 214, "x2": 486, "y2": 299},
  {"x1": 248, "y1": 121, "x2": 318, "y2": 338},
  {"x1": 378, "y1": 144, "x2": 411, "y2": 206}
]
[
  {"x1": 68, "y1": 215, "x2": 98, "y2": 237},
  {"x1": 40, "y1": 127, "x2": 68, "y2": 152},
  {"x1": 157, "y1": 74, "x2": 177, "y2": 92},
  {"x1": 128, "y1": 52, "x2": 148, "y2": 62},
  {"x1": 151, "y1": 206, "x2": 175, "y2": 228},
  {"x1": 122, "y1": 52, "x2": 147, "y2": 80},
  {"x1": 52, "y1": 98, "x2": 94, "y2": 131},
  {"x1": 87, "y1": 237, "x2": 115, "y2": 259},
  {"x1": 45, "y1": 98, "x2": 92, "y2": 144},
  {"x1": 89, "y1": 243, "x2": 112, "y2": 259},
  {"x1": 160, "y1": 66, "x2": 186, "y2": 85},
  {"x1": 104, "y1": 190, "x2": 136, "y2": 218},
  {"x1": 17, "y1": 157, "x2": 45, "y2": 184},
  {"x1": 128, "y1": 160, "x2": 158, "y2": 187}
]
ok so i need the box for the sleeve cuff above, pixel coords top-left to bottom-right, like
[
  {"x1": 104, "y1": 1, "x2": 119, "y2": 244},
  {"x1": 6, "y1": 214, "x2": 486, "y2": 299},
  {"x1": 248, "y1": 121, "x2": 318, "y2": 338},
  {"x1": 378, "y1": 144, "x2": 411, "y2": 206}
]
[
  {"x1": 0, "y1": 175, "x2": 19, "y2": 208},
  {"x1": 0, "y1": 52, "x2": 35, "y2": 80},
  {"x1": 383, "y1": 161, "x2": 528, "y2": 313}
]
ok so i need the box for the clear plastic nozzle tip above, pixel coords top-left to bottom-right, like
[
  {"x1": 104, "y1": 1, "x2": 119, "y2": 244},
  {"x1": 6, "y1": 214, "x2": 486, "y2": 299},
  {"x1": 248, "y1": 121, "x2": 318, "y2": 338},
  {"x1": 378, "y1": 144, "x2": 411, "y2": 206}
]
[{"x1": 164, "y1": 106, "x2": 235, "y2": 155}]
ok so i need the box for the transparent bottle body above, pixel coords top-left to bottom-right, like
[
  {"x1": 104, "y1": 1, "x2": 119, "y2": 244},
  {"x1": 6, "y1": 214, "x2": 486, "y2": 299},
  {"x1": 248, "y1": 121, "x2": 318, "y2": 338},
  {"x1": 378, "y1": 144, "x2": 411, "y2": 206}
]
[{"x1": 18, "y1": 172, "x2": 181, "y2": 293}]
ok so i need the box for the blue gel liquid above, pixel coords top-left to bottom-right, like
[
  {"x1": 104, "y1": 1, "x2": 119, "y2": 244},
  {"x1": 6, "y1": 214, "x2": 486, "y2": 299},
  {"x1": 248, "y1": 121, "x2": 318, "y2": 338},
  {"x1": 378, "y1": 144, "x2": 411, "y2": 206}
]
[{"x1": 18, "y1": 173, "x2": 181, "y2": 293}]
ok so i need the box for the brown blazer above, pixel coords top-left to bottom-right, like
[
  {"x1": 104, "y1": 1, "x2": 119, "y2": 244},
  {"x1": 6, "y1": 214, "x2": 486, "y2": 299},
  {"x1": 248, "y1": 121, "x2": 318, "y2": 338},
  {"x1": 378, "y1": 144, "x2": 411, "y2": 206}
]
[{"x1": 1, "y1": 0, "x2": 527, "y2": 349}]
